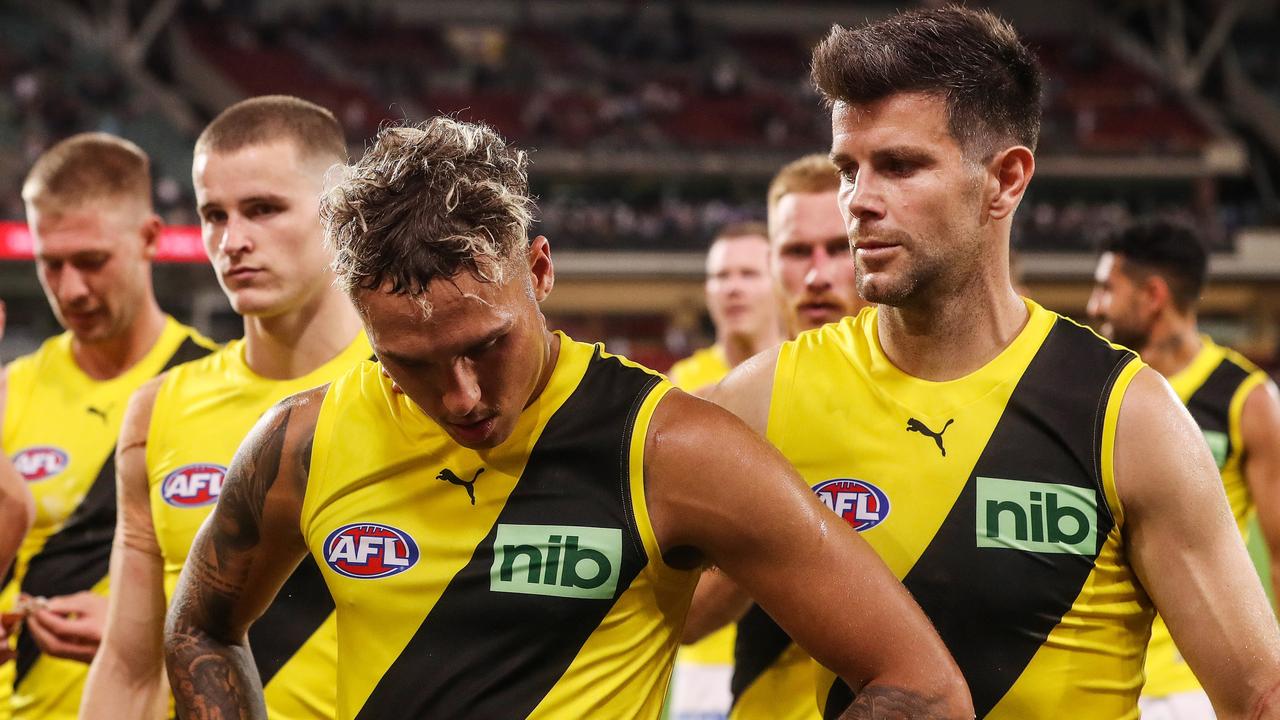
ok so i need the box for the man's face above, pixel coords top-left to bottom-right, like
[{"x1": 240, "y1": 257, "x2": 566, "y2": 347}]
[
  {"x1": 28, "y1": 200, "x2": 157, "y2": 344},
  {"x1": 194, "y1": 140, "x2": 334, "y2": 317},
  {"x1": 705, "y1": 235, "x2": 776, "y2": 341},
  {"x1": 829, "y1": 93, "x2": 987, "y2": 308},
  {"x1": 1088, "y1": 252, "x2": 1153, "y2": 350},
  {"x1": 359, "y1": 239, "x2": 555, "y2": 450},
  {"x1": 770, "y1": 190, "x2": 863, "y2": 334}
]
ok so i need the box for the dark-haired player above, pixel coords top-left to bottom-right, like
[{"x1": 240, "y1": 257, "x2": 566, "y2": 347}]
[{"x1": 1090, "y1": 218, "x2": 1280, "y2": 720}]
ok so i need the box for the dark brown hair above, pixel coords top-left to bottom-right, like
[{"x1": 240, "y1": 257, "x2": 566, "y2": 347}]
[
  {"x1": 1102, "y1": 217, "x2": 1208, "y2": 312},
  {"x1": 811, "y1": 6, "x2": 1043, "y2": 159}
]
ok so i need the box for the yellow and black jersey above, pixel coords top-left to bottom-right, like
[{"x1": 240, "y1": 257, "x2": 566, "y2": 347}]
[
  {"x1": 1144, "y1": 336, "x2": 1271, "y2": 698},
  {"x1": 667, "y1": 345, "x2": 730, "y2": 395},
  {"x1": 760, "y1": 300, "x2": 1151, "y2": 720},
  {"x1": 301, "y1": 334, "x2": 698, "y2": 719},
  {"x1": 147, "y1": 333, "x2": 370, "y2": 719},
  {"x1": 0, "y1": 317, "x2": 215, "y2": 720}
]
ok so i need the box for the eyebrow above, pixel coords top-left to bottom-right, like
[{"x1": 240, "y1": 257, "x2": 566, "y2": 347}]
[
  {"x1": 198, "y1": 194, "x2": 288, "y2": 216},
  {"x1": 829, "y1": 146, "x2": 936, "y2": 166},
  {"x1": 381, "y1": 322, "x2": 513, "y2": 365}
]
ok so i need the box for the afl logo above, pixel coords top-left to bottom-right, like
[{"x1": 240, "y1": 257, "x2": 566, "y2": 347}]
[
  {"x1": 162, "y1": 464, "x2": 227, "y2": 507},
  {"x1": 324, "y1": 523, "x2": 420, "y2": 579},
  {"x1": 13, "y1": 447, "x2": 69, "y2": 482},
  {"x1": 813, "y1": 478, "x2": 890, "y2": 532}
]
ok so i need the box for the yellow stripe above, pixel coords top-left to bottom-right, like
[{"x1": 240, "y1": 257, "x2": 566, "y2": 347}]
[{"x1": 1100, "y1": 358, "x2": 1144, "y2": 530}]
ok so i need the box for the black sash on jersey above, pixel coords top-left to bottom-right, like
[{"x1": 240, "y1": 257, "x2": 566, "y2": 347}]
[
  {"x1": 353, "y1": 349, "x2": 661, "y2": 719},
  {"x1": 14, "y1": 337, "x2": 211, "y2": 686},
  {"x1": 824, "y1": 320, "x2": 1136, "y2": 719},
  {"x1": 1185, "y1": 357, "x2": 1250, "y2": 460}
]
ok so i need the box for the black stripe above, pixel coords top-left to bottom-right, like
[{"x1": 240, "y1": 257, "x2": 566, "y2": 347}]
[
  {"x1": 15, "y1": 336, "x2": 211, "y2": 685},
  {"x1": 249, "y1": 554, "x2": 335, "y2": 686},
  {"x1": 355, "y1": 348, "x2": 661, "y2": 719},
  {"x1": 825, "y1": 320, "x2": 1136, "y2": 719},
  {"x1": 1185, "y1": 358, "x2": 1251, "y2": 462},
  {"x1": 729, "y1": 605, "x2": 794, "y2": 707}
]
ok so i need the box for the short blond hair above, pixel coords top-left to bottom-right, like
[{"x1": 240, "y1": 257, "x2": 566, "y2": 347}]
[
  {"x1": 22, "y1": 132, "x2": 152, "y2": 214},
  {"x1": 321, "y1": 117, "x2": 534, "y2": 304},
  {"x1": 766, "y1": 154, "x2": 840, "y2": 218},
  {"x1": 195, "y1": 95, "x2": 346, "y2": 167}
]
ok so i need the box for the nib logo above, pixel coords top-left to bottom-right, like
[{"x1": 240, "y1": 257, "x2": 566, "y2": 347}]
[
  {"x1": 976, "y1": 477, "x2": 1097, "y2": 555},
  {"x1": 490, "y1": 524, "x2": 622, "y2": 600}
]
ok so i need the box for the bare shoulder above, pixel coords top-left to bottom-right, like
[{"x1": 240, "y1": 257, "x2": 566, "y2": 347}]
[
  {"x1": 119, "y1": 374, "x2": 170, "y2": 448},
  {"x1": 1242, "y1": 378, "x2": 1280, "y2": 440},
  {"x1": 706, "y1": 345, "x2": 781, "y2": 434},
  {"x1": 1115, "y1": 366, "x2": 1220, "y2": 511}
]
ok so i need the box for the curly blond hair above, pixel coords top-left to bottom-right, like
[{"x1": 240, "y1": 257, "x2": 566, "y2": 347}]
[{"x1": 322, "y1": 117, "x2": 535, "y2": 303}]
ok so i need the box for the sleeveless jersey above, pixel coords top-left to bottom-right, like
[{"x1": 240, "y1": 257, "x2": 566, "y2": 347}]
[
  {"x1": 148, "y1": 332, "x2": 370, "y2": 719},
  {"x1": 766, "y1": 300, "x2": 1151, "y2": 720},
  {"x1": 668, "y1": 345, "x2": 736, "y2": 719},
  {"x1": 1143, "y1": 336, "x2": 1271, "y2": 698},
  {"x1": 301, "y1": 334, "x2": 698, "y2": 719},
  {"x1": 0, "y1": 317, "x2": 215, "y2": 720},
  {"x1": 668, "y1": 345, "x2": 730, "y2": 395}
]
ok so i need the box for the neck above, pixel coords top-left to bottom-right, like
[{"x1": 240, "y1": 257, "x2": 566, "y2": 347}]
[
  {"x1": 720, "y1": 326, "x2": 782, "y2": 368},
  {"x1": 71, "y1": 299, "x2": 167, "y2": 380},
  {"x1": 1139, "y1": 313, "x2": 1202, "y2": 378},
  {"x1": 525, "y1": 328, "x2": 562, "y2": 408},
  {"x1": 242, "y1": 286, "x2": 363, "y2": 380},
  {"x1": 877, "y1": 271, "x2": 1028, "y2": 382}
]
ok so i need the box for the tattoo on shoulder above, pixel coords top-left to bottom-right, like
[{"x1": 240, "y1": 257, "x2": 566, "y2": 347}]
[
  {"x1": 216, "y1": 405, "x2": 293, "y2": 556},
  {"x1": 842, "y1": 686, "x2": 957, "y2": 720}
]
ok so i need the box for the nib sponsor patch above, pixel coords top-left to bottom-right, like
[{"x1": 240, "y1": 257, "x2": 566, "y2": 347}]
[
  {"x1": 324, "y1": 523, "x2": 420, "y2": 579},
  {"x1": 162, "y1": 464, "x2": 227, "y2": 507},
  {"x1": 13, "y1": 447, "x2": 69, "y2": 482}
]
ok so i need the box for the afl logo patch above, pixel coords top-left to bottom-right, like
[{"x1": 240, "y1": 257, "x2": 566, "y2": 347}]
[
  {"x1": 813, "y1": 478, "x2": 890, "y2": 532},
  {"x1": 13, "y1": 447, "x2": 69, "y2": 482},
  {"x1": 162, "y1": 464, "x2": 227, "y2": 507},
  {"x1": 324, "y1": 523, "x2": 420, "y2": 579}
]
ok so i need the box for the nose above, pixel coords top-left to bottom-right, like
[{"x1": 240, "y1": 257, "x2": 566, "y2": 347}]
[
  {"x1": 55, "y1": 266, "x2": 91, "y2": 307},
  {"x1": 1086, "y1": 287, "x2": 1106, "y2": 320},
  {"x1": 843, "y1": 170, "x2": 885, "y2": 226},
  {"x1": 440, "y1": 361, "x2": 482, "y2": 419},
  {"x1": 218, "y1": 215, "x2": 254, "y2": 259},
  {"x1": 804, "y1": 247, "x2": 835, "y2": 291}
]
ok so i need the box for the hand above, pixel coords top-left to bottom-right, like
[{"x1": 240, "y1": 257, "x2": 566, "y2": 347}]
[
  {"x1": 22, "y1": 591, "x2": 107, "y2": 664},
  {"x1": 0, "y1": 610, "x2": 20, "y2": 663}
]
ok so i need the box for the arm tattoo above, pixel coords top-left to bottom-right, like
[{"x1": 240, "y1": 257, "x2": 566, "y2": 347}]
[
  {"x1": 164, "y1": 405, "x2": 294, "y2": 720},
  {"x1": 840, "y1": 686, "x2": 960, "y2": 720}
]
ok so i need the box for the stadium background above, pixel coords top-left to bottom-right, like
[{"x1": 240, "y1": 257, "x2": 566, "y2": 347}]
[{"x1": 0, "y1": 0, "x2": 1277, "y2": 588}]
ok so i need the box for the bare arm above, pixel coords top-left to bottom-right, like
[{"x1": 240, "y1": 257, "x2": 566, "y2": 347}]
[
  {"x1": 80, "y1": 378, "x2": 169, "y2": 719},
  {"x1": 0, "y1": 363, "x2": 36, "y2": 664},
  {"x1": 1119, "y1": 368, "x2": 1280, "y2": 719},
  {"x1": 648, "y1": 389, "x2": 971, "y2": 719},
  {"x1": 163, "y1": 389, "x2": 323, "y2": 720},
  {"x1": 1241, "y1": 380, "x2": 1280, "y2": 603}
]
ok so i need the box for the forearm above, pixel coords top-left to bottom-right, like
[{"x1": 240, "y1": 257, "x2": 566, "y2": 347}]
[
  {"x1": 164, "y1": 620, "x2": 266, "y2": 720},
  {"x1": 81, "y1": 647, "x2": 168, "y2": 720},
  {"x1": 0, "y1": 457, "x2": 33, "y2": 576},
  {"x1": 682, "y1": 568, "x2": 750, "y2": 644},
  {"x1": 840, "y1": 684, "x2": 971, "y2": 720}
]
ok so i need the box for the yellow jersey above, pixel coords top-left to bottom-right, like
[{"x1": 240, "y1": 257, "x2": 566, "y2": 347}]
[
  {"x1": 1143, "y1": 336, "x2": 1271, "y2": 698},
  {"x1": 766, "y1": 301, "x2": 1152, "y2": 719},
  {"x1": 301, "y1": 334, "x2": 698, "y2": 719},
  {"x1": 667, "y1": 345, "x2": 730, "y2": 396},
  {"x1": 147, "y1": 333, "x2": 370, "y2": 719},
  {"x1": 0, "y1": 317, "x2": 215, "y2": 720}
]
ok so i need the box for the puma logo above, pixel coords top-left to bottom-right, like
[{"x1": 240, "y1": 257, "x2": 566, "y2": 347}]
[
  {"x1": 906, "y1": 418, "x2": 954, "y2": 457},
  {"x1": 436, "y1": 467, "x2": 484, "y2": 505},
  {"x1": 86, "y1": 405, "x2": 111, "y2": 423}
]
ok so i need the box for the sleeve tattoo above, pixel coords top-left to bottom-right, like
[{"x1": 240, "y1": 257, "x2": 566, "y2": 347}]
[{"x1": 164, "y1": 405, "x2": 295, "y2": 720}]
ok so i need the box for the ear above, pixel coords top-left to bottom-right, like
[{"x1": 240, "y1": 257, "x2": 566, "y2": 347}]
[
  {"x1": 1140, "y1": 274, "x2": 1172, "y2": 314},
  {"x1": 985, "y1": 146, "x2": 1035, "y2": 221},
  {"x1": 139, "y1": 213, "x2": 163, "y2": 261},
  {"x1": 527, "y1": 235, "x2": 555, "y2": 302}
]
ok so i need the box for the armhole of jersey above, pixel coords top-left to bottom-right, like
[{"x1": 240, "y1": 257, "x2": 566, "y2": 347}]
[
  {"x1": 1228, "y1": 371, "x2": 1269, "y2": 465},
  {"x1": 300, "y1": 382, "x2": 339, "y2": 544},
  {"x1": 1100, "y1": 358, "x2": 1145, "y2": 530},
  {"x1": 765, "y1": 341, "x2": 798, "y2": 444},
  {"x1": 627, "y1": 380, "x2": 687, "y2": 582}
]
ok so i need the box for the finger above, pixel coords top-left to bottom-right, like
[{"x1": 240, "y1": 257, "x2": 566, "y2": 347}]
[
  {"x1": 29, "y1": 609, "x2": 97, "y2": 644},
  {"x1": 23, "y1": 613, "x2": 96, "y2": 662}
]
